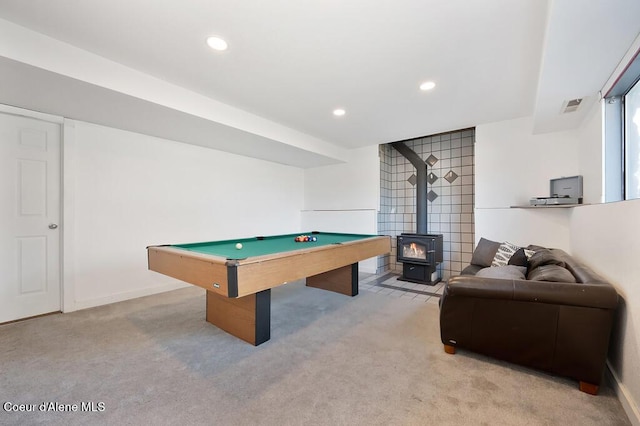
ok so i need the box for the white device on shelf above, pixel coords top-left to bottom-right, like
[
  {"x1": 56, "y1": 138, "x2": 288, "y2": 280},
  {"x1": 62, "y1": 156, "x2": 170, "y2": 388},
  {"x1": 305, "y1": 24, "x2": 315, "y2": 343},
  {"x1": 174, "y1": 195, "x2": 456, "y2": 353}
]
[{"x1": 530, "y1": 176, "x2": 583, "y2": 206}]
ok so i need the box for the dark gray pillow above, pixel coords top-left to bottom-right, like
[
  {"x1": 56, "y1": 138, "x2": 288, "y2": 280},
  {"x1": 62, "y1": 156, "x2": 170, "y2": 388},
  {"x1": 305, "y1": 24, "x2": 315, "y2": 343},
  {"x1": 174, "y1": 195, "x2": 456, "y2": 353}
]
[
  {"x1": 470, "y1": 238, "x2": 501, "y2": 267},
  {"x1": 528, "y1": 264, "x2": 576, "y2": 282},
  {"x1": 528, "y1": 249, "x2": 566, "y2": 270},
  {"x1": 476, "y1": 265, "x2": 527, "y2": 280},
  {"x1": 508, "y1": 248, "x2": 531, "y2": 267}
]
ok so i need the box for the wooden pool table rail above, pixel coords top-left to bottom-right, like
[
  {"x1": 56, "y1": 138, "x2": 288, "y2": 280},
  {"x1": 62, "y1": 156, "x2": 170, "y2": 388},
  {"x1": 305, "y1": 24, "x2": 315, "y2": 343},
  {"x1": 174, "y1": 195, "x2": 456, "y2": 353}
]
[{"x1": 148, "y1": 246, "x2": 232, "y2": 296}]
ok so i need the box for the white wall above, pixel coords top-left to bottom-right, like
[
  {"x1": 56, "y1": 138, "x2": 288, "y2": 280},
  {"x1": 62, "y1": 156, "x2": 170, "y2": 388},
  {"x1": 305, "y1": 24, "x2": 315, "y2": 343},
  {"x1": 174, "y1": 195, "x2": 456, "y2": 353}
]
[
  {"x1": 304, "y1": 145, "x2": 380, "y2": 211},
  {"x1": 303, "y1": 145, "x2": 381, "y2": 273},
  {"x1": 476, "y1": 116, "x2": 580, "y2": 209},
  {"x1": 577, "y1": 102, "x2": 605, "y2": 205},
  {"x1": 568, "y1": 103, "x2": 640, "y2": 423},
  {"x1": 64, "y1": 120, "x2": 304, "y2": 310},
  {"x1": 300, "y1": 210, "x2": 378, "y2": 236},
  {"x1": 571, "y1": 199, "x2": 640, "y2": 422},
  {"x1": 474, "y1": 208, "x2": 572, "y2": 249},
  {"x1": 474, "y1": 116, "x2": 580, "y2": 249}
]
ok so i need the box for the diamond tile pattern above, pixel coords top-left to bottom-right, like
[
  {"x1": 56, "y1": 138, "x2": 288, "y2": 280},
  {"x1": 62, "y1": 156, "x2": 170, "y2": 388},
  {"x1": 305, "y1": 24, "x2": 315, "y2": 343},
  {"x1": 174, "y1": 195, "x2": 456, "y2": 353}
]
[
  {"x1": 378, "y1": 127, "x2": 475, "y2": 281},
  {"x1": 444, "y1": 170, "x2": 459, "y2": 183},
  {"x1": 407, "y1": 173, "x2": 417, "y2": 186}
]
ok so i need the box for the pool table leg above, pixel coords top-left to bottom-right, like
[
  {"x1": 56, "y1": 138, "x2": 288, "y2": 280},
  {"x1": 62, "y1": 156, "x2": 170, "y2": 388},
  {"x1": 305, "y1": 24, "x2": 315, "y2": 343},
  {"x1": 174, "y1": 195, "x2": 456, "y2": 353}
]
[
  {"x1": 206, "y1": 289, "x2": 271, "y2": 346},
  {"x1": 306, "y1": 263, "x2": 358, "y2": 296}
]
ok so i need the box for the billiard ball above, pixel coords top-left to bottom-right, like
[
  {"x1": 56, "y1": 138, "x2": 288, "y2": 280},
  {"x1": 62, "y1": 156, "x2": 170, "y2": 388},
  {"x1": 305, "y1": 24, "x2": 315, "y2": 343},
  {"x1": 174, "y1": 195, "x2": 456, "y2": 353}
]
[
  {"x1": 235, "y1": 243, "x2": 243, "y2": 249},
  {"x1": 311, "y1": 237, "x2": 317, "y2": 242}
]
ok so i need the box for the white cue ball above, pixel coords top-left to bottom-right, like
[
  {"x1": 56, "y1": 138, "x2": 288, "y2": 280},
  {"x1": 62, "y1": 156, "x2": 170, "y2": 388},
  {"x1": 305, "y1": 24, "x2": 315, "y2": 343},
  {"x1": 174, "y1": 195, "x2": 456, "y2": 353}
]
[{"x1": 235, "y1": 243, "x2": 243, "y2": 249}]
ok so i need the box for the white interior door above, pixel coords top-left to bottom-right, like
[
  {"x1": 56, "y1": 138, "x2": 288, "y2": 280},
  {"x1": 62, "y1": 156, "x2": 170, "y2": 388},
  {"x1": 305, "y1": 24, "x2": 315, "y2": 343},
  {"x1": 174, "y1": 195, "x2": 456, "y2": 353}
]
[{"x1": 0, "y1": 112, "x2": 61, "y2": 323}]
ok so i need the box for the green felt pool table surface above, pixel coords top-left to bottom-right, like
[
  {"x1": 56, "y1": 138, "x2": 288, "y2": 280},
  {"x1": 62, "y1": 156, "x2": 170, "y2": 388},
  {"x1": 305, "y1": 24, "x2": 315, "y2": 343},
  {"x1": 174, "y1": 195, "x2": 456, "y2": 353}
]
[{"x1": 173, "y1": 232, "x2": 377, "y2": 260}]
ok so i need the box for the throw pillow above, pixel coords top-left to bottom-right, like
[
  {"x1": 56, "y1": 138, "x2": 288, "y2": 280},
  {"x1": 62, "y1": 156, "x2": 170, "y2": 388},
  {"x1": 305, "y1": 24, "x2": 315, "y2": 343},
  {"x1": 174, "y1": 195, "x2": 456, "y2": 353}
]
[
  {"x1": 507, "y1": 248, "x2": 534, "y2": 267},
  {"x1": 527, "y1": 264, "x2": 576, "y2": 282},
  {"x1": 492, "y1": 241, "x2": 521, "y2": 267},
  {"x1": 476, "y1": 265, "x2": 527, "y2": 280},
  {"x1": 470, "y1": 238, "x2": 501, "y2": 267},
  {"x1": 528, "y1": 249, "x2": 566, "y2": 270}
]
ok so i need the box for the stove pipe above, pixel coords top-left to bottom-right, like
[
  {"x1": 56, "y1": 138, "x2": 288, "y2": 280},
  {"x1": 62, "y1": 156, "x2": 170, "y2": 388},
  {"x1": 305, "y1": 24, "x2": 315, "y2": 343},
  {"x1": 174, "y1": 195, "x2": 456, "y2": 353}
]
[{"x1": 390, "y1": 142, "x2": 427, "y2": 234}]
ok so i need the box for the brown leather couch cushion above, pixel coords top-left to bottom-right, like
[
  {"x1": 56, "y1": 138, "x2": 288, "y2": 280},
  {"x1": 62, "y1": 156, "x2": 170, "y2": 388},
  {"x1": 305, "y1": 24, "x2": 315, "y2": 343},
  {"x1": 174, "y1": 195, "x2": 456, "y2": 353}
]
[{"x1": 528, "y1": 264, "x2": 576, "y2": 282}]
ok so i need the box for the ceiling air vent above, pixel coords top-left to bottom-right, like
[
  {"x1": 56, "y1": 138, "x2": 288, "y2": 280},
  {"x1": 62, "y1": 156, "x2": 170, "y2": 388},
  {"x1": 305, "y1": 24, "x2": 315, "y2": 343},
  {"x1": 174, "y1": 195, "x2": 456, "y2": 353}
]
[{"x1": 562, "y1": 98, "x2": 583, "y2": 113}]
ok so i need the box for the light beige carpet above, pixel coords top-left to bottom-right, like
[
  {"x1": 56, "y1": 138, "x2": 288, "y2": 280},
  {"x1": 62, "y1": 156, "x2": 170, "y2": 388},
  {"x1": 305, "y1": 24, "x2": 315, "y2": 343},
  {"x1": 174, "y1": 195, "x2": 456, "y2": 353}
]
[{"x1": 0, "y1": 281, "x2": 631, "y2": 425}]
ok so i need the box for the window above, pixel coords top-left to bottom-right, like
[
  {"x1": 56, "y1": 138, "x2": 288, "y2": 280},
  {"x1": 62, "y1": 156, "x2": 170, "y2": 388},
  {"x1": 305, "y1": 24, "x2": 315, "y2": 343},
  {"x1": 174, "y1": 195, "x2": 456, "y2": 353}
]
[
  {"x1": 604, "y1": 47, "x2": 640, "y2": 202},
  {"x1": 625, "y1": 80, "x2": 640, "y2": 199}
]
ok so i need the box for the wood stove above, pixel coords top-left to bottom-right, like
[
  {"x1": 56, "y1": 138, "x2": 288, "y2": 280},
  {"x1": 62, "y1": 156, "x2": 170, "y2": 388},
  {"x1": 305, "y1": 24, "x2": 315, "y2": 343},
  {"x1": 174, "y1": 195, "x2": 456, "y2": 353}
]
[
  {"x1": 391, "y1": 141, "x2": 444, "y2": 285},
  {"x1": 396, "y1": 233, "x2": 443, "y2": 285}
]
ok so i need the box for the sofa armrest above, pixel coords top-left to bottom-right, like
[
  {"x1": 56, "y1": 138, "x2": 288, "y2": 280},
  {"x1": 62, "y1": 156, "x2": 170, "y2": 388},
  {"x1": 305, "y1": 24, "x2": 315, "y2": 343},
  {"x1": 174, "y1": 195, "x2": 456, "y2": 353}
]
[{"x1": 445, "y1": 275, "x2": 618, "y2": 310}]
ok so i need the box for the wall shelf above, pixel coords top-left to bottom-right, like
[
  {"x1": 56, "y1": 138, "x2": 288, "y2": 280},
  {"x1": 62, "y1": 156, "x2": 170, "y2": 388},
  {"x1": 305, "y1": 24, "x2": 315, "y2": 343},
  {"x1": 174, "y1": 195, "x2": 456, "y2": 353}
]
[{"x1": 510, "y1": 204, "x2": 587, "y2": 209}]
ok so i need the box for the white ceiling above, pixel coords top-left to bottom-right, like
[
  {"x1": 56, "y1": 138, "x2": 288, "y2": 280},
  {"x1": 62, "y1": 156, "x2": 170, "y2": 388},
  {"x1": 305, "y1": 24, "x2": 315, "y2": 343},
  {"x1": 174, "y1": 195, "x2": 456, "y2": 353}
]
[{"x1": 0, "y1": 0, "x2": 639, "y2": 167}]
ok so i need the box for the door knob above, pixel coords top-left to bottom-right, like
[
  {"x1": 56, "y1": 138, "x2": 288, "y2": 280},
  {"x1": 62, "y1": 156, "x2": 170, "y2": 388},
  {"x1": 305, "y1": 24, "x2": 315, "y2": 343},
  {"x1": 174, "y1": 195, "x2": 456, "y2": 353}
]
[{"x1": 48, "y1": 223, "x2": 58, "y2": 229}]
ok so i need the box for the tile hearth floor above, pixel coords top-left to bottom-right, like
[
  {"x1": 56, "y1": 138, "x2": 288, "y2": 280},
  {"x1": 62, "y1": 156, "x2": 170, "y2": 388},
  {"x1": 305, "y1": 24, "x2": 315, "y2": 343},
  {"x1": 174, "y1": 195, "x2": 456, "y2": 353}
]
[{"x1": 358, "y1": 272, "x2": 445, "y2": 305}]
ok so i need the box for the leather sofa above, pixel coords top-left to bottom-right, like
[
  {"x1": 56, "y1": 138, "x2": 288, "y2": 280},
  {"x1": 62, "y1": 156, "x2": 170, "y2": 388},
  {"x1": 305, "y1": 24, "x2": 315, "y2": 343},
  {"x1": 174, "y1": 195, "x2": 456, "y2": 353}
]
[{"x1": 439, "y1": 242, "x2": 618, "y2": 395}]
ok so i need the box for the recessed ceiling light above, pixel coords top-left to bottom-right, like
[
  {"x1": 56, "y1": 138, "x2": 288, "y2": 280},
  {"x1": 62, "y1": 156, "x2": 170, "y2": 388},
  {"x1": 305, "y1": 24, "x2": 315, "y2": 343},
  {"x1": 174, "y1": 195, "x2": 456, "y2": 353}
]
[
  {"x1": 420, "y1": 81, "x2": 436, "y2": 91},
  {"x1": 206, "y1": 36, "x2": 228, "y2": 51},
  {"x1": 333, "y1": 109, "x2": 346, "y2": 117}
]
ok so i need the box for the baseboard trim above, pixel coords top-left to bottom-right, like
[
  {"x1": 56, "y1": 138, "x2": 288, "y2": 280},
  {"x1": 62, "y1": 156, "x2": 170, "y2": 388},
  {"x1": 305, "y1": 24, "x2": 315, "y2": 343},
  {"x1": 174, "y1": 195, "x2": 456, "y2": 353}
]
[
  {"x1": 607, "y1": 361, "x2": 640, "y2": 426},
  {"x1": 72, "y1": 282, "x2": 190, "y2": 311}
]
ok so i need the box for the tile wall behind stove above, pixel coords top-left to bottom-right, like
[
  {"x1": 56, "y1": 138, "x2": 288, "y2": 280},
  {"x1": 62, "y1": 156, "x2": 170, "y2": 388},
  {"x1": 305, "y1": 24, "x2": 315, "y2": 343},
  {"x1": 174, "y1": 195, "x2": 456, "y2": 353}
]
[{"x1": 378, "y1": 128, "x2": 475, "y2": 280}]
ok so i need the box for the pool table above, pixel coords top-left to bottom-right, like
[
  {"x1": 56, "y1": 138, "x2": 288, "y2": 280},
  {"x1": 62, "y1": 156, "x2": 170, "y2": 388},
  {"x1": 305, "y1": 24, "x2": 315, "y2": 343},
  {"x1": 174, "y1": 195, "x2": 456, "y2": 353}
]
[{"x1": 147, "y1": 232, "x2": 391, "y2": 345}]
